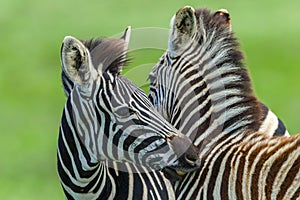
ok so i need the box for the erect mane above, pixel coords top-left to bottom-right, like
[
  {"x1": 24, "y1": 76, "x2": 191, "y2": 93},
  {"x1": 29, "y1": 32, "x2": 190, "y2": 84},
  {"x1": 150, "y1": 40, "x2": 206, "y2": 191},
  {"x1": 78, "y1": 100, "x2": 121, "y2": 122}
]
[
  {"x1": 82, "y1": 38, "x2": 128, "y2": 74},
  {"x1": 192, "y1": 8, "x2": 254, "y2": 96},
  {"x1": 82, "y1": 38, "x2": 104, "y2": 52}
]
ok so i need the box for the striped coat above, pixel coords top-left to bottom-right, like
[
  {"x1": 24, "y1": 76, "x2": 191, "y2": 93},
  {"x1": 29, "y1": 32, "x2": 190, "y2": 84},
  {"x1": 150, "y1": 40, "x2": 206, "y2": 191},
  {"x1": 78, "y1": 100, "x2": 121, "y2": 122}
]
[{"x1": 149, "y1": 7, "x2": 298, "y2": 199}]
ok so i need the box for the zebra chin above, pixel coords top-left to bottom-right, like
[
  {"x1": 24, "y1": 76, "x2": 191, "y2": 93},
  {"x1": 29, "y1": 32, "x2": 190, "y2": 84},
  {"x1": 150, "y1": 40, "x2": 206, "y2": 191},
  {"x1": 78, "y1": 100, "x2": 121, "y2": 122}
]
[
  {"x1": 162, "y1": 159, "x2": 201, "y2": 181},
  {"x1": 161, "y1": 151, "x2": 201, "y2": 181}
]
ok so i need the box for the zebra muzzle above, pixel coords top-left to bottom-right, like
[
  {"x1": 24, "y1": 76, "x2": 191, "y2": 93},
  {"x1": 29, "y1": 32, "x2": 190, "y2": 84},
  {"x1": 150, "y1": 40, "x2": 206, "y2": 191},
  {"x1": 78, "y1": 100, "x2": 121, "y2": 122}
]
[{"x1": 163, "y1": 134, "x2": 200, "y2": 180}]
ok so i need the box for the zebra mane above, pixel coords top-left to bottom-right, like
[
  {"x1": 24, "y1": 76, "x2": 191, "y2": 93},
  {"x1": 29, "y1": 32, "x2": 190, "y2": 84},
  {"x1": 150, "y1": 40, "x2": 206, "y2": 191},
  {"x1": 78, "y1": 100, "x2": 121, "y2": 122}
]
[
  {"x1": 81, "y1": 38, "x2": 104, "y2": 51},
  {"x1": 194, "y1": 8, "x2": 264, "y2": 131},
  {"x1": 194, "y1": 8, "x2": 251, "y2": 90},
  {"x1": 82, "y1": 37, "x2": 129, "y2": 74}
]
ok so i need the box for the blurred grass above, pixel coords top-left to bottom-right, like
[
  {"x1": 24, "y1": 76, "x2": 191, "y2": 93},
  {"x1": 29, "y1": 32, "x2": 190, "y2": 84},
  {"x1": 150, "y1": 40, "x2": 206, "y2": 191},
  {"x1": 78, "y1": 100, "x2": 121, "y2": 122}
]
[{"x1": 0, "y1": 0, "x2": 300, "y2": 199}]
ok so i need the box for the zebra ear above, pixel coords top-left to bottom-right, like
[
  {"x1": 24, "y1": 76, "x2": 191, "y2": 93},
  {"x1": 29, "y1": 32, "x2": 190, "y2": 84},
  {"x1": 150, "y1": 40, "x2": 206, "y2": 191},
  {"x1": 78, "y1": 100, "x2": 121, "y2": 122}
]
[
  {"x1": 61, "y1": 36, "x2": 96, "y2": 86},
  {"x1": 118, "y1": 26, "x2": 131, "y2": 72},
  {"x1": 120, "y1": 26, "x2": 131, "y2": 49},
  {"x1": 213, "y1": 9, "x2": 232, "y2": 32},
  {"x1": 168, "y1": 6, "x2": 197, "y2": 56}
]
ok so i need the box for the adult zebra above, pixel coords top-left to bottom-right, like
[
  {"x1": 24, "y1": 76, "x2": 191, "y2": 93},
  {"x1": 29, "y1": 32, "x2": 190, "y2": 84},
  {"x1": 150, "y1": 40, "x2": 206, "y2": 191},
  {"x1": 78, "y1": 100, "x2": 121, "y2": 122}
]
[
  {"x1": 57, "y1": 27, "x2": 200, "y2": 199},
  {"x1": 149, "y1": 7, "x2": 299, "y2": 199}
]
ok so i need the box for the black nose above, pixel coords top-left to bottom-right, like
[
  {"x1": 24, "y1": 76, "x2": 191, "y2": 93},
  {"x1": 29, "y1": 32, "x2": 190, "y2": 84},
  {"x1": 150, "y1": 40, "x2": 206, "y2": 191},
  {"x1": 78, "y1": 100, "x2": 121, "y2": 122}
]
[
  {"x1": 169, "y1": 134, "x2": 200, "y2": 168},
  {"x1": 163, "y1": 135, "x2": 200, "y2": 181},
  {"x1": 183, "y1": 144, "x2": 199, "y2": 167},
  {"x1": 175, "y1": 144, "x2": 200, "y2": 170}
]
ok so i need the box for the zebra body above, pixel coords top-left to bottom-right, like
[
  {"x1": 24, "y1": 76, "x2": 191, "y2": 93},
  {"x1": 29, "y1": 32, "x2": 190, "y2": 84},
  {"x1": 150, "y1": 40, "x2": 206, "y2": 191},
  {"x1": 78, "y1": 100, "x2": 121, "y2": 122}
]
[
  {"x1": 57, "y1": 27, "x2": 199, "y2": 199},
  {"x1": 176, "y1": 132, "x2": 300, "y2": 199},
  {"x1": 149, "y1": 7, "x2": 297, "y2": 199}
]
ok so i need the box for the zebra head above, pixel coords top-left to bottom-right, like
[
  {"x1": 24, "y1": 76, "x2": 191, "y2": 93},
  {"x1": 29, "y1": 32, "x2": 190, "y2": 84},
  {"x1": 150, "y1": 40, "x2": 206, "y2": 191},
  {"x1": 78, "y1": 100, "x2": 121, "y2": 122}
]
[{"x1": 59, "y1": 27, "x2": 200, "y2": 178}]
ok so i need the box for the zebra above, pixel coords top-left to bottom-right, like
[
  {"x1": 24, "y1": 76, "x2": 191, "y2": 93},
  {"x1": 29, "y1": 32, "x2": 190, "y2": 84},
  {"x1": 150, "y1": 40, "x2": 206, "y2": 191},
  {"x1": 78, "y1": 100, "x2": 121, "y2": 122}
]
[
  {"x1": 59, "y1": 29, "x2": 178, "y2": 200},
  {"x1": 57, "y1": 27, "x2": 200, "y2": 199},
  {"x1": 148, "y1": 7, "x2": 299, "y2": 199}
]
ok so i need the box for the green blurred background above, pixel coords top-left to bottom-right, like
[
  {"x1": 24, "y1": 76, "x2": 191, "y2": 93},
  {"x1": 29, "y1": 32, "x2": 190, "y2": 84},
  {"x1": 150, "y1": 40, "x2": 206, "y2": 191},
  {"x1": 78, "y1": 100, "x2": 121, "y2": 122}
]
[{"x1": 1, "y1": 0, "x2": 299, "y2": 199}]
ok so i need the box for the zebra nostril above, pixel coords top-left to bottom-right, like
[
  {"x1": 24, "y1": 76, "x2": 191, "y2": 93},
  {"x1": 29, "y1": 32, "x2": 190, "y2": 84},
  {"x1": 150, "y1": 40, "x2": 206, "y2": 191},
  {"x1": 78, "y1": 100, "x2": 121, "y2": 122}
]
[
  {"x1": 182, "y1": 143, "x2": 199, "y2": 167},
  {"x1": 184, "y1": 153, "x2": 198, "y2": 166},
  {"x1": 183, "y1": 149, "x2": 200, "y2": 168}
]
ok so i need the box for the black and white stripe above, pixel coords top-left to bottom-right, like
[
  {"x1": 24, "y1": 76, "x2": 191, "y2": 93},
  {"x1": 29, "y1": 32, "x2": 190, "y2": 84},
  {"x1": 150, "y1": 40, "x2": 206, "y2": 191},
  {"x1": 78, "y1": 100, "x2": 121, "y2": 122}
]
[
  {"x1": 57, "y1": 27, "x2": 200, "y2": 199},
  {"x1": 259, "y1": 103, "x2": 289, "y2": 136},
  {"x1": 60, "y1": 64, "x2": 175, "y2": 200},
  {"x1": 149, "y1": 7, "x2": 297, "y2": 199}
]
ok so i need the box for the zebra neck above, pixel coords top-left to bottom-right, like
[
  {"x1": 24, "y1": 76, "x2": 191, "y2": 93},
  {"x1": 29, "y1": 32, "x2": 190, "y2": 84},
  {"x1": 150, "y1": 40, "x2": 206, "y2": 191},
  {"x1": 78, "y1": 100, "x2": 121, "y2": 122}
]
[
  {"x1": 59, "y1": 108, "x2": 119, "y2": 197},
  {"x1": 166, "y1": 48, "x2": 264, "y2": 149}
]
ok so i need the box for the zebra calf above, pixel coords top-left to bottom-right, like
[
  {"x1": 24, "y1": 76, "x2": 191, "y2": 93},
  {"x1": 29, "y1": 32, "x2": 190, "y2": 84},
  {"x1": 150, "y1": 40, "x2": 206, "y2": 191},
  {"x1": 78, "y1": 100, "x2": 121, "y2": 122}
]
[
  {"x1": 149, "y1": 7, "x2": 298, "y2": 199},
  {"x1": 57, "y1": 27, "x2": 200, "y2": 199}
]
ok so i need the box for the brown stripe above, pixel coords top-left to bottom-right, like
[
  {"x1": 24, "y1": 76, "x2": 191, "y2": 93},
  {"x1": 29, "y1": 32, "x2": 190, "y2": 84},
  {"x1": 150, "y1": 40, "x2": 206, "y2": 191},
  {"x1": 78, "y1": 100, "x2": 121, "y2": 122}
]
[
  {"x1": 251, "y1": 136, "x2": 292, "y2": 199},
  {"x1": 235, "y1": 134, "x2": 258, "y2": 199},
  {"x1": 244, "y1": 133, "x2": 266, "y2": 199},
  {"x1": 290, "y1": 184, "x2": 300, "y2": 200},
  {"x1": 207, "y1": 143, "x2": 234, "y2": 199},
  {"x1": 265, "y1": 138, "x2": 298, "y2": 199},
  {"x1": 227, "y1": 150, "x2": 240, "y2": 198},
  {"x1": 248, "y1": 137, "x2": 270, "y2": 199},
  {"x1": 276, "y1": 138, "x2": 300, "y2": 199},
  {"x1": 235, "y1": 149, "x2": 245, "y2": 199},
  {"x1": 221, "y1": 142, "x2": 240, "y2": 200}
]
